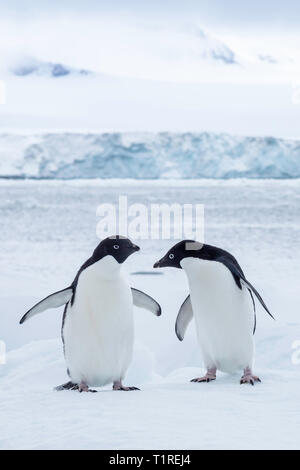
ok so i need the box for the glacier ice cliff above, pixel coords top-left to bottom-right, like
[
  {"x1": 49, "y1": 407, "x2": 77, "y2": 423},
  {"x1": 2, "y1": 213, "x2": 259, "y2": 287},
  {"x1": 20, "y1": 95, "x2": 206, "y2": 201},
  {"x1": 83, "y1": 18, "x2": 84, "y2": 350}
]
[{"x1": 0, "y1": 132, "x2": 299, "y2": 179}]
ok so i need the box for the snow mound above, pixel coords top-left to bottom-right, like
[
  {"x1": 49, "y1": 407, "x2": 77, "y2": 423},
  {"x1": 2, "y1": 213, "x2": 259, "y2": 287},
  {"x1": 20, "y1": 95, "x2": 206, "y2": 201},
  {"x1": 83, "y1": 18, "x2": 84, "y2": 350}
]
[{"x1": 0, "y1": 132, "x2": 300, "y2": 179}]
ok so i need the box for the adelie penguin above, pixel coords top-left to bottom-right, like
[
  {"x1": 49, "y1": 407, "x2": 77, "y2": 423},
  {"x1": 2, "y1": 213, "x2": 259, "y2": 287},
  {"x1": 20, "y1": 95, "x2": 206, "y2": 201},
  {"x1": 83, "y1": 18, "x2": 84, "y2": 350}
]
[
  {"x1": 154, "y1": 241, "x2": 274, "y2": 385},
  {"x1": 20, "y1": 236, "x2": 161, "y2": 392}
]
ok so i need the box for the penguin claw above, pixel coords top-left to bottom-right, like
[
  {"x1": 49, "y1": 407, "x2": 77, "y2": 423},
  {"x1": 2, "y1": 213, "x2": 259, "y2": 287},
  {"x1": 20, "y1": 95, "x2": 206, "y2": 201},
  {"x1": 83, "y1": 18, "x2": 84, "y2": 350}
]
[
  {"x1": 240, "y1": 375, "x2": 261, "y2": 385},
  {"x1": 113, "y1": 385, "x2": 140, "y2": 391},
  {"x1": 54, "y1": 382, "x2": 79, "y2": 391},
  {"x1": 191, "y1": 376, "x2": 216, "y2": 383},
  {"x1": 79, "y1": 388, "x2": 97, "y2": 393},
  {"x1": 120, "y1": 386, "x2": 140, "y2": 391}
]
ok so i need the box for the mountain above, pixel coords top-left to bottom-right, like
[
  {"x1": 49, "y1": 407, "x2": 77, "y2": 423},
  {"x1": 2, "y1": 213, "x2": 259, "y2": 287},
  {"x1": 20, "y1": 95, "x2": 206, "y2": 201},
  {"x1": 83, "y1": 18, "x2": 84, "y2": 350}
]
[
  {"x1": 191, "y1": 28, "x2": 238, "y2": 65},
  {"x1": 10, "y1": 57, "x2": 91, "y2": 78}
]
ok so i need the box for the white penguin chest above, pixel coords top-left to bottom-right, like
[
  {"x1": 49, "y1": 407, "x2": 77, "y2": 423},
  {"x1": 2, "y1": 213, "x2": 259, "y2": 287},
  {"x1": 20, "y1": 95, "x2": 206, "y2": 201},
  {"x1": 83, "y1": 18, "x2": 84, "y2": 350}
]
[
  {"x1": 181, "y1": 257, "x2": 254, "y2": 372},
  {"x1": 63, "y1": 259, "x2": 134, "y2": 386}
]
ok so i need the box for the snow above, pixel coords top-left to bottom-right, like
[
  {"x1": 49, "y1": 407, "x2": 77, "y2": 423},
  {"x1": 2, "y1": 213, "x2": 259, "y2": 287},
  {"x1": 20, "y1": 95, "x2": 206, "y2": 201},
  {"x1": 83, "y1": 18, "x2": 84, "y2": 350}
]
[
  {"x1": 1, "y1": 340, "x2": 299, "y2": 450},
  {"x1": 0, "y1": 179, "x2": 300, "y2": 450},
  {"x1": 1, "y1": 14, "x2": 298, "y2": 85},
  {"x1": 10, "y1": 56, "x2": 91, "y2": 78},
  {"x1": 1, "y1": 132, "x2": 300, "y2": 179}
]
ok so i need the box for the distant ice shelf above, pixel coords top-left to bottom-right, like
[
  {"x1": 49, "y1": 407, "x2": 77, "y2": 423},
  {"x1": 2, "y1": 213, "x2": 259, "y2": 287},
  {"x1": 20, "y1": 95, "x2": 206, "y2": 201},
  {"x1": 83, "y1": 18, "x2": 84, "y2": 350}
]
[{"x1": 0, "y1": 132, "x2": 300, "y2": 179}]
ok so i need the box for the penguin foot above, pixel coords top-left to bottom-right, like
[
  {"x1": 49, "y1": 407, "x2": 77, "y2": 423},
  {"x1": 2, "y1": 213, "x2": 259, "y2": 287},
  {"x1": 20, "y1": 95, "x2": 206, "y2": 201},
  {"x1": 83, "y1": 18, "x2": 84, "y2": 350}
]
[
  {"x1": 191, "y1": 375, "x2": 216, "y2": 383},
  {"x1": 240, "y1": 375, "x2": 261, "y2": 386},
  {"x1": 54, "y1": 381, "x2": 79, "y2": 391},
  {"x1": 240, "y1": 368, "x2": 261, "y2": 386},
  {"x1": 113, "y1": 381, "x2": 140, "y2": 391},
  {"x1": 191, "y1": 367, "x2": 216, "y2": 383},
  {"x1": 55, "y1": 381, "x2": 97, "y2": 392},
  {"x1": 79, "y1": 382, "x2": 97, "y2": 393},
  {"x1": 115, "y1": 387, "x2": 140, "y2": 391}
]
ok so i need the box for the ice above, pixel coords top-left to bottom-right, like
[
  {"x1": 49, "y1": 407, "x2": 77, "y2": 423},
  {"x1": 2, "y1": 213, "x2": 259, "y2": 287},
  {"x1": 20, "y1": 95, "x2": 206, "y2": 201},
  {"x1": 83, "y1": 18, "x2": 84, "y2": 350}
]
[
  {"x1": 1, "y1": 132, "x2": 300, "y2": 179},
  {"x1": 0, "y1": 179, "x2": 300, "y2": 449}
]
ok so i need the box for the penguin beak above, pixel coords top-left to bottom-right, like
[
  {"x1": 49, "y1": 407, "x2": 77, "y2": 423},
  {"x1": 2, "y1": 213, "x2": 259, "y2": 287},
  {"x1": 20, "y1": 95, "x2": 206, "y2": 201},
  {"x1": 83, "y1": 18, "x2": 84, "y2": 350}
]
[
  {"x1": 132, "y1": 244, "x2": 140, "y2": 252},
  {"x1": 153, "y1": 259, "x2": 162, "y2": 268},
  {"x1": 154, "y1": 255, "x2": 179, "y2": 269}
]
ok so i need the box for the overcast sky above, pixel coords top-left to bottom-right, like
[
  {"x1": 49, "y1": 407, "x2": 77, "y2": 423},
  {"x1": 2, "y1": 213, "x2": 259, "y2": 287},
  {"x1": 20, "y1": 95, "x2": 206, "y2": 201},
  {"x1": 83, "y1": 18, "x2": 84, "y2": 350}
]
[{"x1": 1, "y1": 0, "x2": 300, "y2": 29}]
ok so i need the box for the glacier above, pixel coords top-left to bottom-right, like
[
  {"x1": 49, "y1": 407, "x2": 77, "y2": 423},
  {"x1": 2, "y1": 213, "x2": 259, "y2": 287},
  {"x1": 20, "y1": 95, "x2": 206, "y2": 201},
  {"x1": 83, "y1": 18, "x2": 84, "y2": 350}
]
[{"x1": 0, "y1": 132, "x2": 300, "y2": 179}]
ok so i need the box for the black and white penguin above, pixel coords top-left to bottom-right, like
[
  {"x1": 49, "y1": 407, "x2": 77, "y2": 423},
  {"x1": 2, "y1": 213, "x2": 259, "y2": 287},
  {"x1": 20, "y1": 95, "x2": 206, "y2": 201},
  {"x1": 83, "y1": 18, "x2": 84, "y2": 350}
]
[
  {"x1": 20, "y1": 236, "x2": 161, "y2": 392},
  {"x1": 154, "y1": 240, "x2": 273, "y2": 385}
]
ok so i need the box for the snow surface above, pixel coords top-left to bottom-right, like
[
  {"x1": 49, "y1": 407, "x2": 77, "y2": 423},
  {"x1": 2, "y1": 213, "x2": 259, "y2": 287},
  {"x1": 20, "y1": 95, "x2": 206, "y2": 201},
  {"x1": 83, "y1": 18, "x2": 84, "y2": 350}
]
[
  {"x1": 1, "y1": 132, "x2": 300, "y2": 179},
  {"x1": 0, "y1": 179, "x2": 300, "y2": 450},
  {"x1": 1, "y1": 339, "x2": 299, "y2": 450}
]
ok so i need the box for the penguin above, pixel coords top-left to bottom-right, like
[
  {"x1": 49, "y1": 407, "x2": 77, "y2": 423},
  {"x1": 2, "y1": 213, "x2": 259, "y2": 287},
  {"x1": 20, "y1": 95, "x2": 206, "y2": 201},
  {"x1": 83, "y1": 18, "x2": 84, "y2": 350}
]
[
  {"x1": 153, "y1": 240, "x2": 274, "y2": 385},
  {"x1": 20, "y1": 236, "x2": 161, "y2": 392}
]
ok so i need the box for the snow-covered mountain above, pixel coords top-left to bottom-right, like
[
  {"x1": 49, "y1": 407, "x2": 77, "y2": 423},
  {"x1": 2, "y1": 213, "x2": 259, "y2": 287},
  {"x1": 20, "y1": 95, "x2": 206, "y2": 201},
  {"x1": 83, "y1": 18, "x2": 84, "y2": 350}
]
[
  {"x1": 190, "y1": 27, "x2": 238, "y2": 65},
  {"x1": 0, "y1": 132, "x2": 299, "y2": 179},
  {"x1": 10, "y1": 57, "x2": 91, "y2": 78}
]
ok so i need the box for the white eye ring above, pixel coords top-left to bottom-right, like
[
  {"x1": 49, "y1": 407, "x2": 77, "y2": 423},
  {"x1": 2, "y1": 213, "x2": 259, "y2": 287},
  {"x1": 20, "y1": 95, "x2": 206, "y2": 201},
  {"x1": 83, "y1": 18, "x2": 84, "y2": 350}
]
[
  {"x1": 169, "y1": 253, "x2": 175, "y2": 259},
  {"x1": 113, "y1": 245, "x2": 120, "y2": 250}
]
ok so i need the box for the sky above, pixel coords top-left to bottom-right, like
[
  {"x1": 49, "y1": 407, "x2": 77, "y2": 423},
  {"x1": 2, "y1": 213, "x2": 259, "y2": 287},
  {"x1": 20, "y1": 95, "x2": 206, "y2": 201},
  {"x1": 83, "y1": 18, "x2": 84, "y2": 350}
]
[
  {"x1": 2, "y1": 0, "x2": 300, "y2": 29},
  {"x1": 0, "y1": 1, "x2": 300, "y2": 137}
]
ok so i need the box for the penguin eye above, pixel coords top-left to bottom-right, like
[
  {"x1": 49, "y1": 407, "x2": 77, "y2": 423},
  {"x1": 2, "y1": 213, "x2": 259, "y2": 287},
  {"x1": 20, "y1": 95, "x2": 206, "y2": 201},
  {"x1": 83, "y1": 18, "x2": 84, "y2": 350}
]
[
  {"x1": 113, "y1": 245, "x2": 120, "y2": 250},
  {"x1": 169, "y1": 253, "x2": 175, "y2": 260}
]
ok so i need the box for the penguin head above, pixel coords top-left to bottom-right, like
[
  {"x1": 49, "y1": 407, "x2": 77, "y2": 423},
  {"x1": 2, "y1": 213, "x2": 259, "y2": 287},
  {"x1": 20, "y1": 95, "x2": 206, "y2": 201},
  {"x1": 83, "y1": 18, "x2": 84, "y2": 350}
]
[
  {"x1": 153, "y1": 240, "x2": 204, "y2": 269},
  {"x1": 93, "y1": 236, "x2": 140, "y2": 265}
]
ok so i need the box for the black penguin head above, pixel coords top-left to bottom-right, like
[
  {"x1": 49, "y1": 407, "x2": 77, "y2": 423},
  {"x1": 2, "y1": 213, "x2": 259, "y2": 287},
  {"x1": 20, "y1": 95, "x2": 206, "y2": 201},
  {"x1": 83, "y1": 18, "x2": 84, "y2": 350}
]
[
  {"x1": 153, "y1": 240, "x2": 204, "y2": 269},
  {"x1": 93, "y1": 236, "x2": 140, "y2": 264}
]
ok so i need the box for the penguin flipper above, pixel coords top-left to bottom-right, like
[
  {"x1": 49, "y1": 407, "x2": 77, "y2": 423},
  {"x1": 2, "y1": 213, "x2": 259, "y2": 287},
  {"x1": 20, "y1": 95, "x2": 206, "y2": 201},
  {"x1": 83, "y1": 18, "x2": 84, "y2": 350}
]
[
  {"x1": 131, "y1": 288, "x2": 161, "y2": 316},
  {"x1": 20, "y1": 287, "x2": 73, "y2": 324},
  {"x1": 175, "y1": 295, "x2": 193, "y2": 341},
  {"x1": 240, "y1": 277, "x2": 274, "y2": 320},
  {"x1": 217, "y1": 257, "x2": 274, "y2": 320}
]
